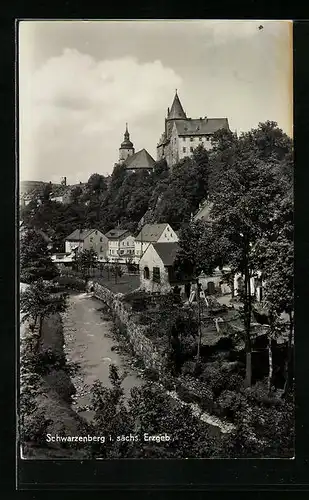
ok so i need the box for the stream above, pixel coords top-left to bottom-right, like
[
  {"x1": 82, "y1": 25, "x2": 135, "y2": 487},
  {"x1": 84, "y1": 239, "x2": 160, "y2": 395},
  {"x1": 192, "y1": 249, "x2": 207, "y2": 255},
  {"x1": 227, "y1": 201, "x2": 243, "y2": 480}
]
[
  {"x1": 61, "y1": 291, "x2": 235, "y2": 434},
  {"x1": 62, "y1": 291, "x2": 142, "y2": 421}
]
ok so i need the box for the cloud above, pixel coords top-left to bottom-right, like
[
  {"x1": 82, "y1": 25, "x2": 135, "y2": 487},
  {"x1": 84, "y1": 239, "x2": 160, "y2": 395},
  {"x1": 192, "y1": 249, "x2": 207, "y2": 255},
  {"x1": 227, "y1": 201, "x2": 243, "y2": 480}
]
[{"x1": 19, "y1": 48, "x2": 182, "y2": 182}]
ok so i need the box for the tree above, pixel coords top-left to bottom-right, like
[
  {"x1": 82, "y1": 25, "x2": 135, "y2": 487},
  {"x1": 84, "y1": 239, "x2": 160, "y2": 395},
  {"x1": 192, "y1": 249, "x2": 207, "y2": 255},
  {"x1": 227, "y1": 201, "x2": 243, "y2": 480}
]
[
  {"x1": 86, "y1": 173, "x2": 107, "y2": 195},
  {"x1": 41, "y1": 183, "x2": 53, "y2": 202},
  {"x1": 20, "y1": 279, "x2": 68, "y2": 346},
  {"x1": 176, "y1": 122, "x2": 293, "y2": 387},
  {"x1": 70, "y1": 185, "x2": 83, "y2": 204},
  {"x1": 20, "y1": 229, "x2": 59, "y2": 284},
  {"x1": 191, "y1": 144, "x2": 210, "y2": 202},
  {"x1": 253, "y1": 190, "x2": 293, "y2": 394},
  {"x1": 207, "y1": 124, "x2": 292, "y2": 387},
  {"x1": 73, "y1": 248, "x2": 98, "y2": 278},
  {"x1": 88, "y1": 365, "x2": 226, "y2": 458}
]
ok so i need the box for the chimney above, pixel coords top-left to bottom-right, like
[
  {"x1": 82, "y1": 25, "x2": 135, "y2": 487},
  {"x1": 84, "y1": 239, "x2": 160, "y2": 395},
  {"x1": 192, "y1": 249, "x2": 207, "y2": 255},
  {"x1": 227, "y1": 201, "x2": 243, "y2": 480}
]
[{"x1": 64, "y1": 176, "x2": 67, "y2": 186}]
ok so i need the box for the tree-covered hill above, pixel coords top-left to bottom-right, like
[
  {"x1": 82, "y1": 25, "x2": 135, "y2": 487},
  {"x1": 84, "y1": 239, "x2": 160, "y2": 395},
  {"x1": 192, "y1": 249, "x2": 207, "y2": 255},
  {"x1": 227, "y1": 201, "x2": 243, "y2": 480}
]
[{"x1": 20, "y1": 121, "x2": 292, "y2": 253}]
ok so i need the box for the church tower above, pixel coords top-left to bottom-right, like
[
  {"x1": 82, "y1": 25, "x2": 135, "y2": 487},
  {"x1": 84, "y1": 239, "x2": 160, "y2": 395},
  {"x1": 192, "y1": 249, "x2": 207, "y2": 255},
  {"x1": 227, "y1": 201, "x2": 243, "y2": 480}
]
[
  {"x1": 165, "y1": 89, "x2": 187, "y2": 138},
  {"x1": 119, "y1": 123, "x2": 135, "y2": 164}
]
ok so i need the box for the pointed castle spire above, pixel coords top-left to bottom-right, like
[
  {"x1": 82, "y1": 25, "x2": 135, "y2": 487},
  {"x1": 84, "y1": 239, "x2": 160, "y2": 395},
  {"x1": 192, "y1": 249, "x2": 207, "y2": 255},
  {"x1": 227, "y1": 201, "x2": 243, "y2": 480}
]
[{"x1": 167, "y1": 90, "x2": 187, "y2": 120}]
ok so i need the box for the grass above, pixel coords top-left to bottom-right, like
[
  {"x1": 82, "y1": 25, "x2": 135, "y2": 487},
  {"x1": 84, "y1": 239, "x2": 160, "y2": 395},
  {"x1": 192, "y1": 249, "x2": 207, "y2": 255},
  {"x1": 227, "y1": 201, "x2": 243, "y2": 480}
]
[{"x1": 94, "y1": 271, "x2": 140, "y2": 295}]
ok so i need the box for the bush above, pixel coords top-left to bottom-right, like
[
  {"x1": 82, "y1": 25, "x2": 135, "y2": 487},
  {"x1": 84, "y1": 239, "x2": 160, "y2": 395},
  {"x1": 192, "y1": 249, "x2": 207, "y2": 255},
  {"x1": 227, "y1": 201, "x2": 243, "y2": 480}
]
[
  {"x1": 138, "y1": 312, "x2": 153, "y2": 326},
  {"x1": 244, "y1": 380, "x2": 284, "y2": 407},
  {"x1": 34, "y1": 348, "x2": 67, "y2": 375},
  {"x1": 182, "y1": 360, "x2": 202, "y2": 377},
  {"x1": 175, "y1": 383, "x2": 201, "y2": 404},
  {"x1": 200, "y1": 359, "x2": 244, "y2": 394},
  {"x1": 57, "y1": 275, "x2": 86, "y2": 291},
  {"x1": 199, "y1": 386, "x2": 215, "y2": 413},
  {"x1": 21, "y1": 410, "x2": 53, "y2": 447},
  {"x1": 44, "y1": 369, "x2": 76, "y2": 403},
  {"x1": 144, "y1": 368, "x2": 160, "y2": 382},
  {"x1": 215, "y1": 390, "x2": 244, "y2": 420}
]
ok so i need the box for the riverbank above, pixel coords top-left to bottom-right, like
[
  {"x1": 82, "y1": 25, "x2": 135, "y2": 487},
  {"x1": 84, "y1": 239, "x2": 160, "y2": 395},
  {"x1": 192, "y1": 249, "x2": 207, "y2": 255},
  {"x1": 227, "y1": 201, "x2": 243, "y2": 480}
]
[
  {"x1": 20, "y1": 311, "x2": 90, "y2": 459},
  {"x1": 87, "y1": 281, "x2": 237, "y2": 435},
  {"x1": 61, "y1": 291, "x2": 142, "y2": 422}
]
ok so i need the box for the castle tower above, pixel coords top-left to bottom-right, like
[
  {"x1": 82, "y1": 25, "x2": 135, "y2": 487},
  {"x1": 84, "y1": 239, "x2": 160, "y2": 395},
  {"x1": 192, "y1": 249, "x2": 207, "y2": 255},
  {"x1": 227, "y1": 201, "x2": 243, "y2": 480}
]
[
  {"x1": 119, "y1": 123, "x2": 135, "y2": 164},
  {"x1": 165, "y1": 89, "x2": 187, "y2": 138}
]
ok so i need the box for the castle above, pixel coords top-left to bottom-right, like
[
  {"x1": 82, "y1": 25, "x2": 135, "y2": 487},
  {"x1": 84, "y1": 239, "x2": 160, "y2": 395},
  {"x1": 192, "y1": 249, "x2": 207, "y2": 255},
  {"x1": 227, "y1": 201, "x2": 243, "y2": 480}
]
[
  {"x1": 157, "y1": 91, "x2": 229, "y2": 167},
  {"x1": 117, "y1": 91, "x2": 230, "y2": 170}
]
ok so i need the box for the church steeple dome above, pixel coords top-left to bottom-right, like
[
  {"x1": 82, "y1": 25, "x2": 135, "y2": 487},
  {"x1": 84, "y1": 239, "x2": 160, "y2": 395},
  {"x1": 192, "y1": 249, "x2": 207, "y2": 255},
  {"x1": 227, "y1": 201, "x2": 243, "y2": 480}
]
[
  {"x1": 120, "y1": 123, "x2": 134, "y2": 149},
  {"x1": 119, "y1": 123, "x2": 135, "y2": 164}
]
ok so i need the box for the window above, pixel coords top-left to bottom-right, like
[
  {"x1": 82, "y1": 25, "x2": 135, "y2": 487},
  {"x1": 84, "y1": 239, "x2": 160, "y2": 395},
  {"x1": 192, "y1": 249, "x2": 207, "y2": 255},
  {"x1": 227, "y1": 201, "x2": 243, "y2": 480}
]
[
  {"x1": 183, "y1": 147, "x2": 186, "y2": 153},
  {"x1": 100, "y1": 237, "x2": 103, "y2": 242},
  {"x1": 153, "y1": 267, "x2": 161, "y2": 283},
  {"x1": 144, "y1": 267, "x2": 150, "y2": 280},
  {"x1": 120, "y1": 250, "x2": 124, "y2": 254},
  {"x1": 109, "y1": 250, "x2": 112, "y2": 255},
  {"x1": 190, "y1": 147, "x2": 193, "y2": 152},
  {"x1": 100, "y1": 246, "x2": 103, "y2": 252},
  {"x1": 127, "y1": 241, "x2": 129, "y2": 246},
  {"x1": 199, "y1": 137, "x2": 202, "y2": 141},
  {"x1": 90, "y1": 237, "x2": 93, "y2": 242},
  {"x1": 190, "y1": 137, "x2": 194, "y2": 142},
  {"x1": 95, "y1": 231, "x2": 97, "y2": 235},
  {"x1": 206, "y1": 136, "x2": 210, "y2": 141}
]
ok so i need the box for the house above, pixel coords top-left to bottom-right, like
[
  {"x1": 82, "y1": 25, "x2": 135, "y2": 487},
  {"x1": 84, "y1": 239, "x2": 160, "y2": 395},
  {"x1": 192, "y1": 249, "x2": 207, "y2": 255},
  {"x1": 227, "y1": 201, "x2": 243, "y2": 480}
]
[
  {"x1": 104, "y1": 228, "x2": 135, "y2": 263},
  {"x1": 139, "y1": 242, "x2": 192, "y2": 294},
  {"x1": 193, "y1": 200, "x2": 213, "y2": 222},
  {"x1": 50, "y1": 195, "x2": 64, "y2": 203},
  {"x1": 157, "y1": 91, "x2": 229, "y2": 167},
  {"x1": 134, "y1": 223, "x2": 179, "y2": 259},
  {"x1": 198, "y1": 268, "x2": 232, "y2": 296},
  {"x1": 65, "y1": 228, "x2": 109, "y2": 260}
]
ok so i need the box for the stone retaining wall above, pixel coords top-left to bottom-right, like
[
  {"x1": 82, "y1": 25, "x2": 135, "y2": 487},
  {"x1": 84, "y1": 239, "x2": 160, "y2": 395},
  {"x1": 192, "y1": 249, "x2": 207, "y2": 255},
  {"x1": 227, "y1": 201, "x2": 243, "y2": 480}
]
[{"x1": 88, "y1": 281, "x2": 167, "y2": 373}]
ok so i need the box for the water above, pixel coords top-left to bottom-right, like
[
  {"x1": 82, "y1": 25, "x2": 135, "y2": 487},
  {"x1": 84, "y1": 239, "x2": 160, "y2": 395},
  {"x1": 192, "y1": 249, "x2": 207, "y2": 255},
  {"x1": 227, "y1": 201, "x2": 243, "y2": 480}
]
[
  {"x1": 62, "y1": 291, "x2": 234, "y2": 435},
  {"x1": 62, "y1": 291, "x2": 142, "y2": 421}
]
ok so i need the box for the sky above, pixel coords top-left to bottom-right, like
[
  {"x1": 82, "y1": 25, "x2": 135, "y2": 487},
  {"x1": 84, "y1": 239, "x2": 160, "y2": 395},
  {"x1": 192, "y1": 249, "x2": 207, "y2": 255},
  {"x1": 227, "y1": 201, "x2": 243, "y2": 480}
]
[{"x1": 18, "y1": 20, "x2": 292, "y2": 184}]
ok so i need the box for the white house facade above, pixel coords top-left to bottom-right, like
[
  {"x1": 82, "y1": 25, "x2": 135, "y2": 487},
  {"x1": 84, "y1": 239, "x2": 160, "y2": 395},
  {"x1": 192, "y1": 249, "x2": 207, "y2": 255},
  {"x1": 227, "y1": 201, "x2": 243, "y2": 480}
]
[
  {"x1": 65, "y1": 228, "x2": 109, "y2": 260},
  {"x1": 105, "y1": 229, "x2": 135, "y2": 263},
  {"x1": 134, "y1": 223, "x2": 179, "y2": 260}
]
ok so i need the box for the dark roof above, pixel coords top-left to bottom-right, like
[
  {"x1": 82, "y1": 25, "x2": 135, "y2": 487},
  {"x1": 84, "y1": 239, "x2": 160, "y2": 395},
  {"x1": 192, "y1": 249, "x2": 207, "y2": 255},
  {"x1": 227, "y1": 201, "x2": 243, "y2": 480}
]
[
  {"x1": 167, "y1": 92, "x2": 187, "y2": 120},
  {"x1": 66, "y1": 229, "x2": 95, "y2": 241},
  {"x1": 175, "y1": 118, "x2": 229, "y2": 136},
  {"x1": 153, "y1": 242, "x2": 180, "y2": 266},
  {"x1": 105, "y1": 229, "x2": 131, "y2": 240},
  {"x1": 125, "y1": 149, "x2": 155, "y2": 170},
  {"x1": 193, "y1": 201, "x2": 214, "y2": 222},
  {"x1": 135, "y1": 223, "x2": 169, "y2": 242},
  {"x1": 120, "y1": 139, "x2": 134, "y2": 149}
]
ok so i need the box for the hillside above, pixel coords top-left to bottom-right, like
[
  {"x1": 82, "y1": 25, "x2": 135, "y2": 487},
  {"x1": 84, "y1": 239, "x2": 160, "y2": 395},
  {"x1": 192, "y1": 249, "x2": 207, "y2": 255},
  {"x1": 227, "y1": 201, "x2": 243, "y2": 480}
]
[{"x1": 20, "y1": 180, "x2": 54, "y2": 194}]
